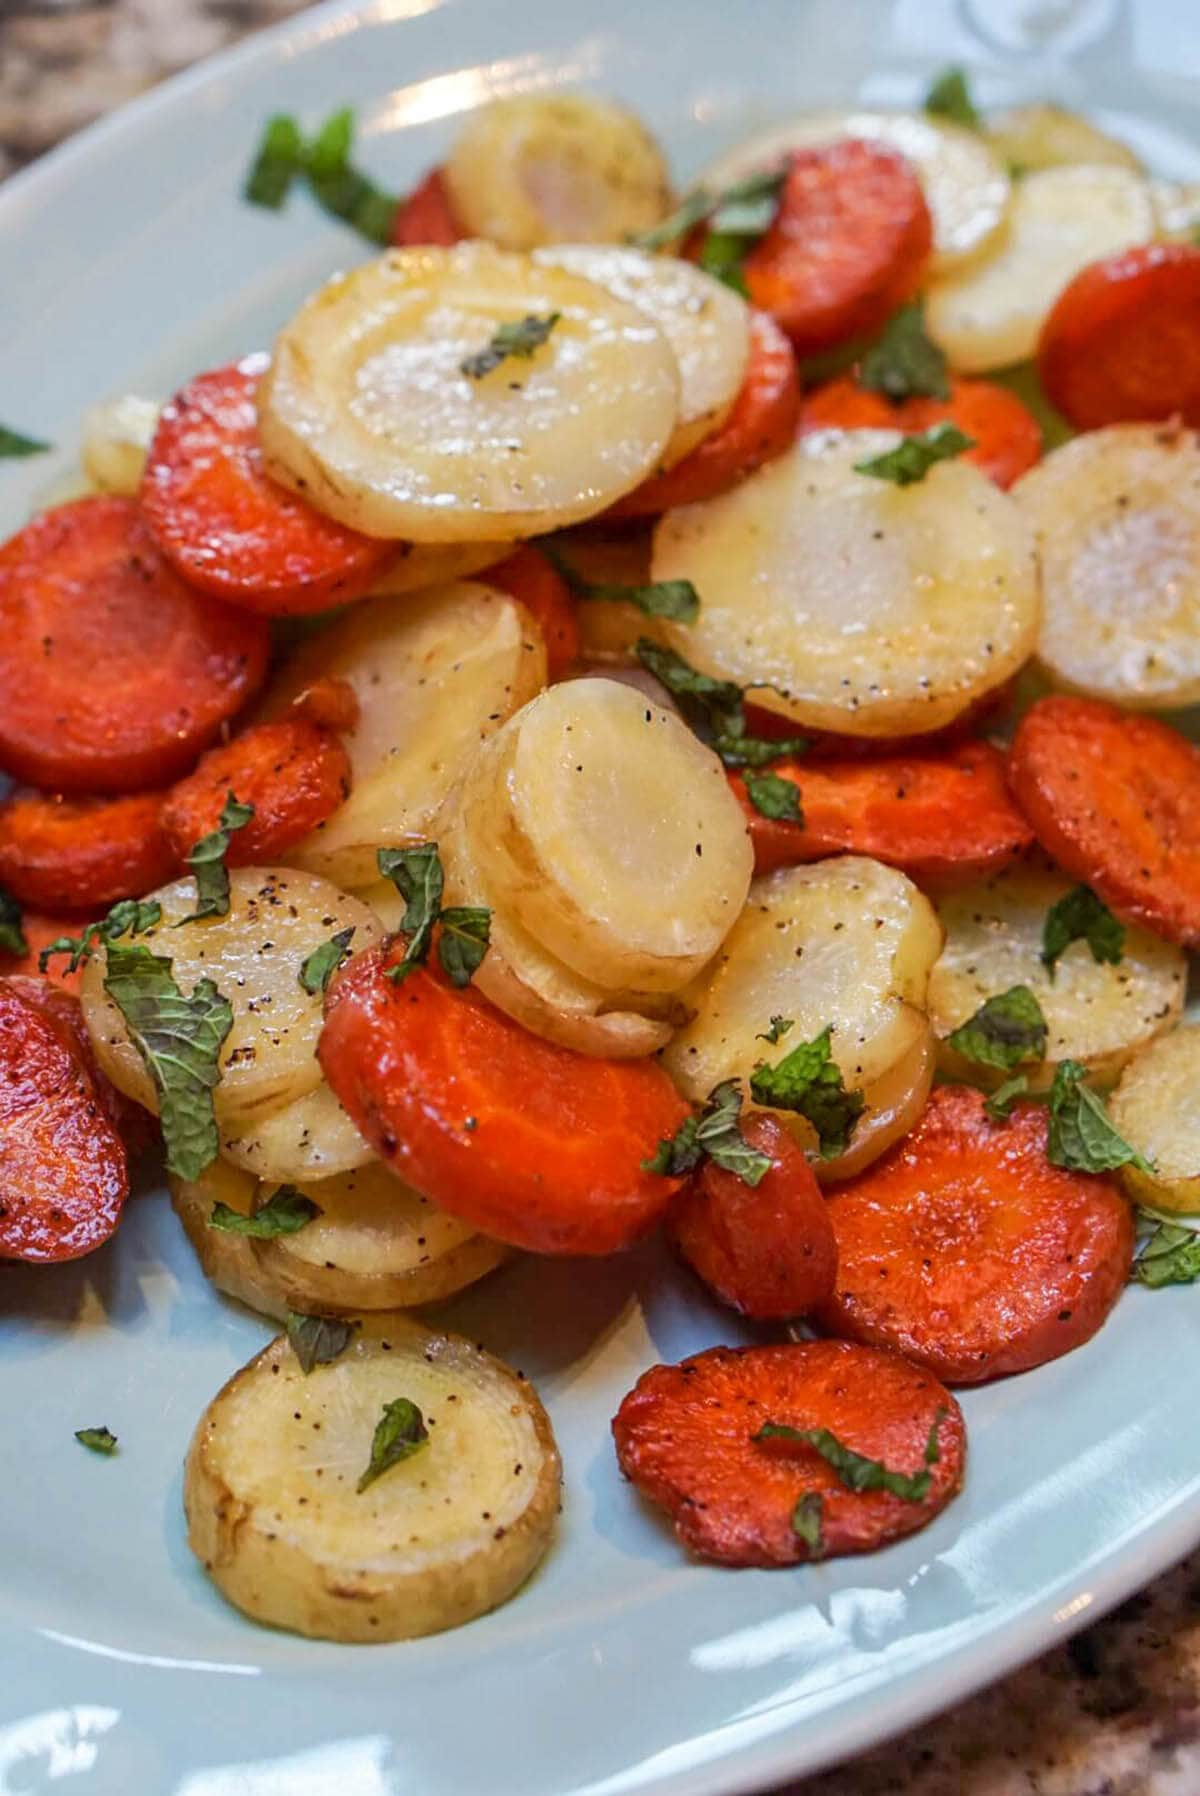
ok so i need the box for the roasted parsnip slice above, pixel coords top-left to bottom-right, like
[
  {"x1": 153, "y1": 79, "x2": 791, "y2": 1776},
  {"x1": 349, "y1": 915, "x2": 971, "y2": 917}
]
[
  {"x1": 169, "y1": 1162, "x2": 288, "y2": 1322},
  {"x1": 219, "y1": 1081, "x2": 375, "y2": 1184},
  {"x1": 985, "y1": 105, "x2": 1141, "y2": 175},
  {"x1": 184, "y1": 1317, "x2": 561, "y2": 1641},
  {"x1": 258, "y1": 245, "x2": 680, "y2": 542},
  {"x1": 1110, "y1": 1026, "x2": 1200, "y2": 1213}
]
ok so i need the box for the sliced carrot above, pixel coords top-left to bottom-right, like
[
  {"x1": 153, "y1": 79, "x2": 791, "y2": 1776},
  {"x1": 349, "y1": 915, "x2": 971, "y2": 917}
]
[
  {"x1": 669, "y1": 1113, "x2": 836, "y2": 1319},
  {"x1": 612, "y1": 1338, "x2": 964, "y2": 1567},
  {"x1": 1038, "y1": 243, "x2": 1200, "y2": 430},
  {"x1": 816, "y1": 1085, "x2": 1133, "y2": 1384},
  {"x1": 3, "y1": 974, "x2": 155, "y2": 1157},
  {"x1": 731, "y1": 741, "x2": 1034, "y2": 882},
  {"x1": 139, "y1": 358, "x2": 394, "y2": 616},
  {"x1": 487, "y1": 545, "x2": 580, "y2": 680},
  {"x1": 608, "y1": 311, "x2": 800, "y2": 516},
  {"x1": 283, "y1": 676, "x2": 361, "y2": 733},
  {"x1": 390, "y1": 167, "x2": 465, "y2": 247},
  {"x1": 160, "y1": 720, "x2": 352, "y2": 867},
  {"x1": 739, "y1": 142, "x2": 932, "y2": 356},
  {"x1": 0, "y1": 790, "x2": 175, "y2": 911},
  {"x1": 319, "y1": 942, "x2": 690, "y2": 1255},
  {"x1": 0, "y1": 496, "x2": 270, "y2": 793},
  {"x1": 1010, "y1": 695, "x2": 1200, "y2": 947},
  {"x1": 0, "y1": 980, "x2": 128, "y2": 1262},
  {"x1": 0, "y1": 910, "x2": 91, "y2": 994},
  {"x1": 801, "y1": 373, "x2": 1042, "y2": 489}
]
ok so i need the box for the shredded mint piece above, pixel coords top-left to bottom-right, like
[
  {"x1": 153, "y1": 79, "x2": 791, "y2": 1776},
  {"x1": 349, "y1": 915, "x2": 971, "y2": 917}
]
[
  {"x1": 303, "y1": 106, "x2": 397, "y2": 244},
  {"x1": 791, "y1": 1491, "x2": 825, "y2": 1556},
  {"x1": 945, "y1": 985, "x2": 1047, "y2": 1073},
  {"x1": 209, "y1": 1186, "x2": 321, "y2": 1238},
  {"x1": 744, "y1": 771, "x2": 803, "y2": 824},
  {"x1": 756, "y1": 1421, "x2": 933, "y2": 1501},
  {"x1": 102, "y1": 942, "x2": 232, "y2": 1180},
  {"x1": 39, "y1": 898, "x2": 161, "y2": 975},
  {"x1": 298, "y1": 926, "x2": 356, "y2": 995},
  {"x1": 0, "y1": 424, "x2": 51, "y2": 458},
  {"x1": 75, "y1": 1426, "x2": 118, "y2": 1456},
  {"x1": 1046, "y1": 1060, "x2": 1152, "y2": 1176},
  {"x1": 0, "y1": 887, "x2": 27, "y2": 957},
  {"x1": 924, "y1": 66, "x2": 981, "y2": 130},
  {"x1": 286, "y1": 1312, "x2": 358, "y2": 1374},
  {"x1": 357, "y1": 1397, "x2": 429, "y2": 1493},
  {"x1": 629, "y1": 188, "x2": 715, "y2": 251},
  {"x1": 541, "y1": 543, "x2": 699, "y2": 622},
  {"x1": 437, "y1": 907, "x2": 491, "y2": 988},
  {"x1": 1041, "y1": 885, "x2": 1125, "y2": 977},
  {"x1": 1134, "y1": 1217, "x2": 1200, "y2": 1289},
  {"x1": 757, "y1": 1015, "x2": 794, "y2": 1046},
  {"x1": 984, "y1": 1073, "x2": 1030, "y2": 1121},
  {"x1": 749, "y1": 1024, "x2": 864, "y2": 1160},
  {"x1": 461, "y1": 313, "x2": 561, "y2": 380},
  {"x1": 630, "y1": 169, "x2": 784, "y2": 291},
  {"x1": 635, "y1": 639, "x2": 808, "y2": 769},
  {"x1": 858, "y1": 301, "x2": 950, "y2": 403},
  {"x1": 642, "y1": 1079, "x2": 771, "y2": 1186},
  {"x1": 854, "y1": 422, "x2": 975, "y2": 486},
  {"x1": 378, "y1": 843, "x2": 444, "y2": 982},
  {"x1": 179, "y1": 794, "x2": 255, "y2": 923},
  {"x1": 244, "y1": 113, "x2": 304, "y2": 208}
]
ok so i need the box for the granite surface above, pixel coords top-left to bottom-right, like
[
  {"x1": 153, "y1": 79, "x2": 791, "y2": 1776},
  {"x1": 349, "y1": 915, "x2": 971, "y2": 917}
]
[{"x1": 4, "y1": 2, "x2": 1200, "y2": 1792}]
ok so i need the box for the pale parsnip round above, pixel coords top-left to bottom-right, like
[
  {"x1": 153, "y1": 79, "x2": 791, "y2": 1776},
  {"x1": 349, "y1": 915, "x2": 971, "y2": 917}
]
[
  {"x1": 478, "y1": 679, "x2": 753, "y2": 993},
  {"x1": 219, "y1": 1081, "x2": 375, "y2": 1184},
  {"x1": 81, "y1": 394, "x2": 159, "y2": 495},
  {"x1": 258, "y1": 245, "x2": 680, "y2": 542},
  {"x1": 1013, "y1": 426, "x2": 1200, "y2": 710},
  {"x1": 263, "y1": 582, "x2": 546, "y2": 888},
  {"x1": 169, "y1": 1162, "x2": 289, "y2": 1322},
  {"x1": 925, "y1": 165, "x2": 1154, "y2": 373},
  {"x1": 438, "y1": 752, "x2": 675, "y2": 1058},
  {"x1": 928, "y1": 864, "x2": 1186, "y2": 1091},
  {"x1": 533, "y1": 245, "x2": 750, "y2": 466},
  {"x1": 985, "y1": 105, "x2": 1141, "y2": 174},
  {"x1": 1152, "y1": 179, "x2": 1200, "y2": 242},
  {"x1": 184, "y1": 1318, "x2": 561, "y2": 1642},
  {"x1": 80, "y1": 869, "x2": 384, "y2": 1123},
  {"x1": 555, "y1": 524, "x2": 666, "y2": 662},
  {"x1": 444, "y1": 93, "x2": 671, "y2": 249},
  {"x1": 817, "y1": 1028, "x2": 936, "y2": 1185},
  {"x1": 662, "y1": 857, "x2": 943, "y2": 1172},
  {"x1": 697, "y1": 109, "x2": 1010, "y2": 273},
  {"x1": 652, "y1": 430, "x2": 1039, "y2": 737},
  {"x1": 363, "y1": 540, "x2": 509, "y2": 597},
  {"x1": 251, "y1": 1164, "x2": 510, "y2": 1315},
  {"x1": 1110, "y1": 1027, "x2": 1200, "y2": 1213}
]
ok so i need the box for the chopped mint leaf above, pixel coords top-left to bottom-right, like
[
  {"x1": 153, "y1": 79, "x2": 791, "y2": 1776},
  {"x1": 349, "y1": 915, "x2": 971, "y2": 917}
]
[
  {"x1": 744, "y1": 771, "x2": 803, "y2": 824},
  {"x1": 209, "y1": 1185, "x2": 321, "y2": 1238},
  {"x1": 75, "y1": 1425, "x2": 118, "y2": 1456},
  {"x1": 749, "y1": 1023, "x2": 864, "y2": 1160},
  {"x1": 298, "y1": 926, "x2": 356, "y2": 995},
  {"x1": 854, "y1": 422, "x2": 975, "y2": 486},
  {"x1": 461, "y1": 313, "x2": 561, "y2": 380},
  {"x1": 858, "y1": 301, "x2": 950, "y2": 403},
  {"x1": 1046, "y1": 1060, "x2": 1153, "y2": 1176},
  {"x1": 1041, "y1": 884, "x2": 1125, "y2": 977},
  {"x1": 925, "y1": 67, "x2": 981, "y2": 131},
  {"x1": 179, "y1": 794, "x2": 254, "y2": 923},
  {"x1": 286, "y1": 1312, "x2": 358, "y2": 1374},
  {"x1": 357, "y1": 1397, "x2": 429, "y2": 1493},
  {"x1": 755, "y1": 1421, "x2": 933, "y2": 1501},
  {"x1": 945, "y1": 984, "x2": 1047, "y2": 1073}
]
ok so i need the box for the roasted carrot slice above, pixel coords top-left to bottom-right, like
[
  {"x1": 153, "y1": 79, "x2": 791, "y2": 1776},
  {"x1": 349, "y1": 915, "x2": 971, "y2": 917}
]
[
  {"x1": 0, "y1": 790, "x2": 175, "y2": 911},
  {"x1": 1038, "y1": 243, "x2": 1200, "y2": 430},
  {"x1": 731, "y1": 741, "x2": 1034, "y2": 882},
  {"x1": 0, "y1": 496, "x2": 270, "y2": 793},
  {"x1": 3, "y1": 974, "x2": 155, "y2": 1156},
  {"x1": 612, "y1": 1338, "x2": 964, "y2": 1567},
  {"x1": 487, "y1": 545, "x2": 580, "y2": 680},
  {"x1": 801, "y1": 373, "x2": 1042, "y2": 489},
  {"x1": 140, "y1": 358, "x2": 394, "y2": 616},
  {"x1": 0, "y1": 910, "x2": 91, "y2": 994},
  {"x1": 740, "y1": 142, "x2": 932, "y2": 356},
  {"x1": 669, "y1": 1113, "x2": 836, "y2": 1319},
  {"x1": 0, "y1": 980, "x2": 128, "y2": 1262},
  {"x1": 608, "y1": 311, "x2": 800, "y2": 516},
  {"x1": 160, "y1": 720, "x2": 352, "y2": 867},
  {"x1": 390, "y1": 167, "x2": 465, "y2": 246},
  {"x1": 319, "y1": 943, "x2": 689, "y2": 1255},
  {"x1": 816, "y1": 1085, "x2": 1133, "y2": 1384},
  {"x1": 1010, "y1": 696, "x2": 1200, "y2": 947}
]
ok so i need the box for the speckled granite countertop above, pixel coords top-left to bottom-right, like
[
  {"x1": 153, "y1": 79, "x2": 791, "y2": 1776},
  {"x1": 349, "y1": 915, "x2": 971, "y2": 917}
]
[{"x1": 4, "y1": 3, "x2": 1200, "y2": 1792}]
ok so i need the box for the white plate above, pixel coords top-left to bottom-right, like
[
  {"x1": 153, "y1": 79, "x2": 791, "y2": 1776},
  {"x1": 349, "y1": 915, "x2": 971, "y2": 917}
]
[{"x1": 3, "y1": 4, "x2": 1200, "y2": 1793}]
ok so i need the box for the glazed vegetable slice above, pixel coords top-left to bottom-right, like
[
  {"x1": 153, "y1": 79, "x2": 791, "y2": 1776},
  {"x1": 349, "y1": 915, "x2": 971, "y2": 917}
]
[
  {"x1": 169, "y1": 1159, "x2": 292, "y2": 1319},
  {"x1": 669, "y1": 1112, "x2": 837, "y2": 1319},
  {"x1": 800, "y1": 372, "x2": 1041, "y2": 489},
  {"x1": 263, "y1": 582, "x2": 546, "y2": 888},
  {"x1": 319, "y1": 944, "x2": 690, "y2": 1255},
  {"x1": 257, "y1": 245, "x2": 680, "y2": 541},
  {"x1": 612, "y1": 1339, "x2": 964, "y2": 1566},
  {"x1": 140, "y1": 357, "x2": 393, "y2": 615},
  {"x1": 0, "y1": 790, "x2": 175, "y2": 911},
  {"x1": 0, "y1": 496, "x2": 270, "y2": 793},
  {"x1": 184, "y1": 1317, "x2": 561, "y2": 1641},
  {"x1": 985, "y1": 103, "x2": 1141, "y2": 175},
  {"x1": 1110, "y1": 1026, "x2": 1200, "y2": 1213},
  {"x1": 0, "y1": 980, "x2": 128, "y2": 1263},
  {"x1": 444, "y1": 93, "x2": 670, "y2": 249},
  {"x1": 1009, "y1": 696, "x2": 1200, "y2": 948},
  {"x1": 160, "y1": 721, "x2": 352, "y2": 869},
  {"x1": 652, "y1": 431, "x2": 1038, "y2": 738},
  {"x1": 929, "y1": 864, "x2": 1185, "y2": 1089},
  {"x1": 731, "y1": 741, "x2": 1033, "y2": 883},
  {"x1": 390, "y1": 167, "x2": 464, "y2": 246},
  {"x1": 218, "y1": 1080, "x2": 375, "y2": 1184},
  {"x1": 926, "y1": 165, "x2": 1154, "y2": 373},
  {"x1": 816, "y1": 1085, "x2": 1134, "y2": 1384},
  {"x1": 1013, "y1": 425, "x2": 1200, "y2": 709}
]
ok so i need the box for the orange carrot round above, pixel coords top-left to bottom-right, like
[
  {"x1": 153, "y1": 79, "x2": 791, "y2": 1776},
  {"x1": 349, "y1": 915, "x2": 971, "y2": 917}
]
[
  {"x1": 390, "y1": 167, "x2": 465, "y2": 247},
  {"x1": 612, "y1": 1339, "x2": 964, "y2": 1566},
  {"x1": 319, "y1": 943, "x2": 690, "y2": 1255},
  {"x1": 817, "y1": 1085, "x2": 1133, "y2": 1384},
  {"x1": 1010, "y1": 695, "x2": 1200, "y2": 948},
  {"x1": 801, "y1": 373, "x2": 1041, "y2": 489},
  {"x1": 0, "y1": 790, "x2": 175, "y2": 911},
  {"x1": 670, "y1": 1112, "x2": 836, "y2": 1318},
  {"x1": 3, "y1": 974, "x2": 155, "y2": 1157},
  {"x1": 160, "y1": 720, "x2": 351, "y2": 866},
  {"x1": 140, "y1": 359, "x2": 393, "y2": 615},
  {"x1": 0, "y1": 910, "x2": 92, "y2": 995},
  {"x1": 1038, "y1": 243, "x2": 1200, "y2": 430},
  {"x1": 0, "y1": 496, "x2": 270, "y2": 793},
  {"x1": 731, "y1": 741, "x2": 1034, "y2": 882},
  {"x1": 487, "y1": 545, "x2": 580, "y2": 680},
  {"x1": 608, "y1": 311, "x2": 800, "y2": 517}
]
